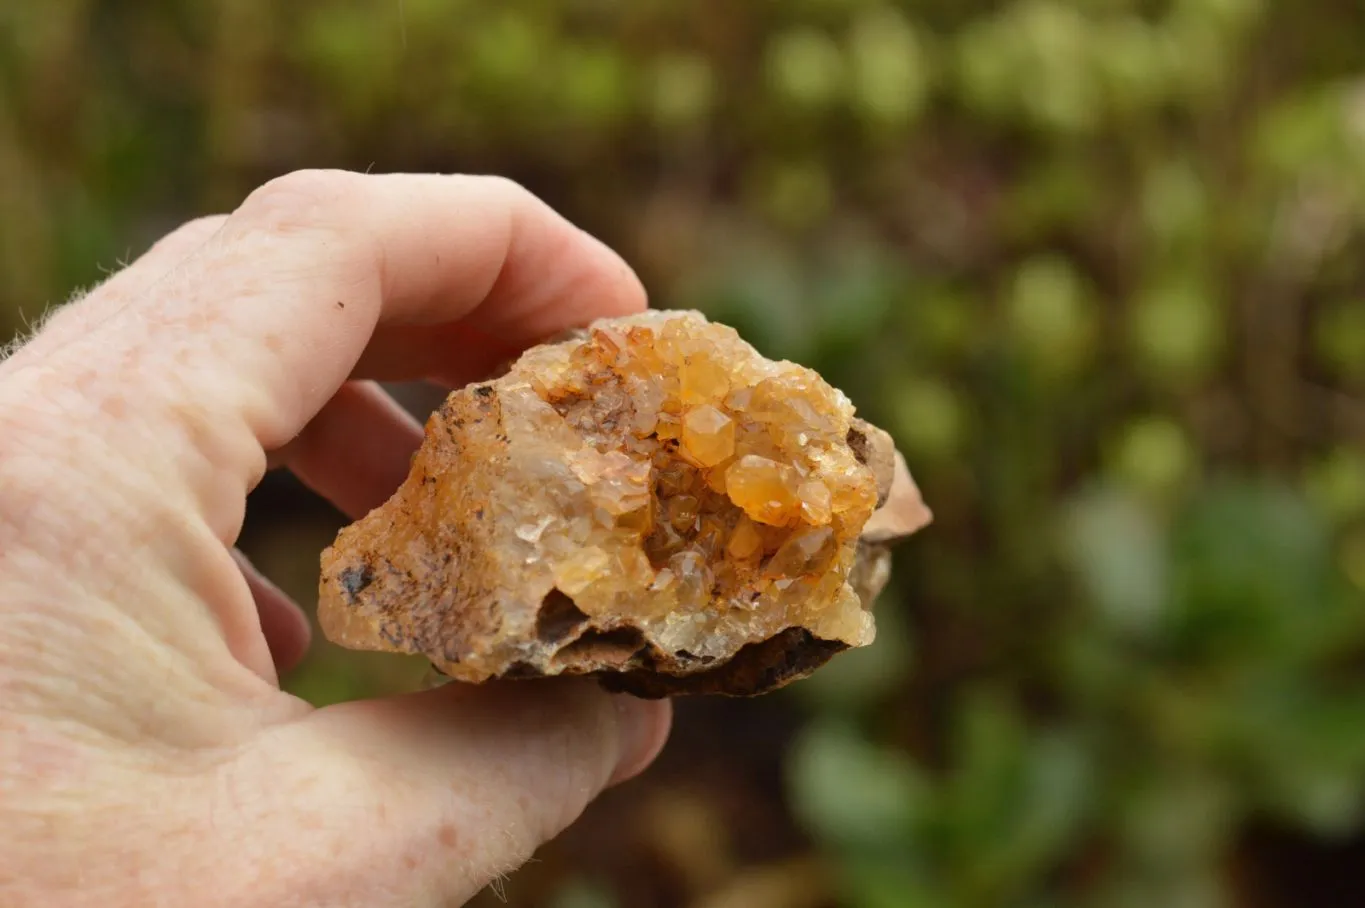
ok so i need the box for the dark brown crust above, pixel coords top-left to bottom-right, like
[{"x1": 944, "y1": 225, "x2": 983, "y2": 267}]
[
  {"x1": 597, "y1": 628, "x2": 848, "y2": 698},
  {"x1": 428, "y1": 626, "x2": 850, "y2": 697}
]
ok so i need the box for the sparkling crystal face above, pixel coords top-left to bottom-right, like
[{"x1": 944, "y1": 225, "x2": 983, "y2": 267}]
[
  {"x1": 318, "y1": 311, "x2": 909, "y2": 696},
  {"x1": 525, "y1": 314, "x2": 880, "y2": 656}
]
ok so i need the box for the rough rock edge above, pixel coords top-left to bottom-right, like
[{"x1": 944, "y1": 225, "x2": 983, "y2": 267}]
[{"x1": 321, "y1": 313, "x2": 931, "y2": 697}]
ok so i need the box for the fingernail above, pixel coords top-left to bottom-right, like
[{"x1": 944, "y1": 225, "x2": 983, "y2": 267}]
[{"x1": 609, "y1": 694, "x2": 671, "y2": 785}]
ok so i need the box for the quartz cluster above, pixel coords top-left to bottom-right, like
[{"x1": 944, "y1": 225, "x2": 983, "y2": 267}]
[{"x1": 318, "y1": 310, "x2": 929, "y2": 696}]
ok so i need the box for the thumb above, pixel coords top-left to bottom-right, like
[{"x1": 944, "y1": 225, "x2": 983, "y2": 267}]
[{"x1": 222, "y1": 680, "x2": 670, "y2": 908}]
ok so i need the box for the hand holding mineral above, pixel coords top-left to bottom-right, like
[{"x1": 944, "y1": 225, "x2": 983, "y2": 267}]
[{"x1": 0, "y1": 171, "x2": 677, "y2": 908}]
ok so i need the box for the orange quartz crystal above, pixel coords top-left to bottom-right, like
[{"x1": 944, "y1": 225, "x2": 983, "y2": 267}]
[
  {"x1": 317, "y1": 310, "x2": 930, "y2": 697},
  {"x1": 681, "y1": 404, "x2": 736, "y2": 467}
]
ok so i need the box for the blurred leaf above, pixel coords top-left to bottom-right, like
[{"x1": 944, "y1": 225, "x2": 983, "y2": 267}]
[
  {"x1": 1130, "y1": 273, "x2": 1223, "y2": 384},
  {"x1": 1117, "y1": 768, "x2": 1236, "y2": 867},
  {"x1": 847, "y1": 7, "x2": 930, "y2": 126},
  {"x1": 1178, "y1": 0, "x2": 1265, "y2": 32},
  {"x1": 1005, "y1": 255, "x2": 1096, "y2": 377},
  {"x1": 890, "y1": 378, "x2": 966, "y2": 460},
  {"x1": 838, "y1": 855, "x2": 943, "y2": 908},
  {"x1": 1336, "y1": 528, "x2": 1365, "y2": 592},
  {"x1": 1063, "y1": 484, "x2": 1169, "y2": 636},
  {"x1": 945, "y1": 693, "x2": 1022, "y2": 837},
  {"x1": 756, "y1": 160, "x2": 833, "y2": 229},
  {"x1": 557, "y1": 43, "x2": 632, "y2": 125},
  {"x1": 787, "y1": 718, "x2": 928, "y2": 853},
  {"x1": 1221, "y1": 684, "x2": 1365, "y2": 836},
  {"x1": 809, "y1": 249, "x2": 898, "y2": 360},
  {"x1": 649, "y1": 54, "x2": 715, "y2": 129},
  {"x1": 1140, "y1": 160, "x2": 1209, "y2": 253},
  {"x1": 1304, "y1": 447, "x2": 1365, "y2": 523},
  {"x1": 1093, "y1": 867, "x2": 1229, "y2": 908},
  {"x1": 1095, "y1": 17, "x2": 1170, "y2": 115},
  {"x1": 1162, "y1": 14, "x2": 1235, "y2": 104},
  {"x1": 1006, "y1": 157, "x2": 1105, "y2": 238},
  {"x1": 1109, "y1": 416, "x2": 1196, "y2": 499},
  {"x1": 767, "y1": 27, "x2": 845, "y2": 109},
  {"x1": 1167, "y1": 480, "x2": 1333, "y2": 657},
  {"x1": 957, "y1": 1, "x2": 1100, "y2": 133},
  {"x1": 944, "y1": 694, "x2": 1094, "y2": 901},
  {"x1": 909, "y1": 285, "x2": 981, "y2": 360},
  {"x1": 1254, "y1": 83, "x2": 1365, "y2": 203},
  {"x1": 296, "y1": 6, "x2": 402, "y2": 118},
  {"x1": 1314, "y1": 300, "x2": 1365, "y2": 378}
]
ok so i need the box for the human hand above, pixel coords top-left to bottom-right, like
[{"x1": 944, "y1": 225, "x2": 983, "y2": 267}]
[{"x1": 0, "y1": 171, "x2": 672, "y2": 907}]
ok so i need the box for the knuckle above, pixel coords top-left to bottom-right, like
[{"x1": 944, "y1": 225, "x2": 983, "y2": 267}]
[
  {"x1": 232, "y1": 169, "x2": 360, "y2": 236},
  {"x1": 132, "y1": 215, "x2": 229, "y2": 271},
  {"x1": 476, "y1": 174, "x2": 539, "y2": 209},
  {"x1": 160, "y1": 214, "x2": 228, "y2": 249}
]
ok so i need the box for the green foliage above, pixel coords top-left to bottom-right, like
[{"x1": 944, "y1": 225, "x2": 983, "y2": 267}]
[
  {"x1": 5, "y1": 1, "x2": 1365, "y2": 905},
  {"x1": 789, "y1": 718, "x2": 927, "y2": 853}
]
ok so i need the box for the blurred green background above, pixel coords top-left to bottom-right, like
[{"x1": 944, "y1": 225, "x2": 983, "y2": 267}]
[{"x1": 6, "y1": 0, "x2": 1365, "y2": 905}]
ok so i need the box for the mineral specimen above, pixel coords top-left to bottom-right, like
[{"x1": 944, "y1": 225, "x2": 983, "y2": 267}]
[{"x1": 318, "y1": 310, "x2": 929, "y2": 696}]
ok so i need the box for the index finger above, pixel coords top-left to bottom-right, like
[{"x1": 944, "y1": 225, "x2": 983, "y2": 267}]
[
  {"x1": 200, "y1": 170, "x2": 647, "y2": 444},
  {"x1": 10, "y1": 170, "x2": 645, "y2": 541}
]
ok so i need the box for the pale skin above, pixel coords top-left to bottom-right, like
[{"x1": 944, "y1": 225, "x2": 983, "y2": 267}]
[{"x1": 0, "y1": 170, "x2": 674, "y2": 907}]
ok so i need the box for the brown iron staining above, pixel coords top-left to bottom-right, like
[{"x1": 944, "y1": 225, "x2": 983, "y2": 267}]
[{"x1": 318, "y1": 311, "x2": 930, "y2": 696}]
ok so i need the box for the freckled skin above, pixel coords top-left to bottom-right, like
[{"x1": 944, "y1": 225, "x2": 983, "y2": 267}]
[
  {"x1": 0, "y1": 171, "x2": 672, "y2": 908},
  {"x1": 100, "y1": 395, "x2": 128, "y2": 418},
  {"x1": 438, "y1": 825, "x2": 459, "y2": 849}
]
